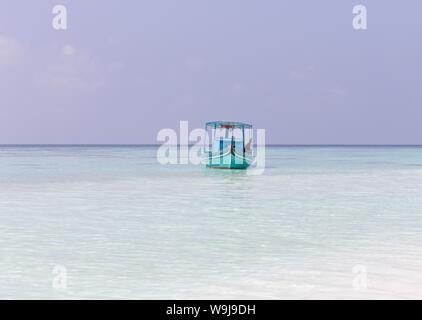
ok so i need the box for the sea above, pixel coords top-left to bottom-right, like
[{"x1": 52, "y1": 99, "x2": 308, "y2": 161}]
[{"x1": 1, "y1": 145, "x2": 422, "y2": 299}]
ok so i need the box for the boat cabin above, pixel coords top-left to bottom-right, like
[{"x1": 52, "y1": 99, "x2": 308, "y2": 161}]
[{"x1": 205, "y1": 121, "x2": 253, "y2": 169}]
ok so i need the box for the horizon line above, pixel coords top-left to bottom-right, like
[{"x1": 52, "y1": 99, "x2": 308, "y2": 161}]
[{"x1": 1, "y1": 144, "x2": 422, "y2": 147}]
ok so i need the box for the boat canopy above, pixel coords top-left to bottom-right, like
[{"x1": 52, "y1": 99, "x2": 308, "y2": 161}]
[{"x1": 205, "y1": 121, "x2": 252, "y2": 129}]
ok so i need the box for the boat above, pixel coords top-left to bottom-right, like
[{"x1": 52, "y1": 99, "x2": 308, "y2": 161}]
[{"x1": 204, "y1": 121, "x2": 253, "y2": 169}]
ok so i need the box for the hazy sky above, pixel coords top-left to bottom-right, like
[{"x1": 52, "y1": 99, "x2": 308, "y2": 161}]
[{"x1": 1, "y1": 1, "x2": 421, "y2": 144}]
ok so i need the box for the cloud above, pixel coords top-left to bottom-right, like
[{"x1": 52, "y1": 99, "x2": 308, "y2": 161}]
[
  {"x1": 231, "y1": 82, "x2": 248, "y2": 94},
  {"x1": 0, "y1": 35, "x2": 24, "y2": 66},
  {"x1": 184, "y1": 57, "x2": 204, "y2": 71},
  {"x1": 290, "y1": 65, "x2": 315, "y2": 80},
  {"x1": 325, "y1": 86, "x2": 347, "y2": 99},
  {"x1": 62, "y1": 44, "x2": 77, "y2": 56},
  {"x1": 33, "y1": 44, "x2": 105, "y2": 91},
  {"x1": 106, "y1": 35, "x2": 121, "y2": 47}
]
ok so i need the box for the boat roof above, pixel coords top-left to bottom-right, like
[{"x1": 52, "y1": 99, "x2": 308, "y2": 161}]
[{"x1": 206, "y1": 121, "x2": 252, "y2": 128}]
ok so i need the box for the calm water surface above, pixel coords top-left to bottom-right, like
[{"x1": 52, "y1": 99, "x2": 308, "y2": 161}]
[{"x1": 1, "y1": 146, "x2": 422, "y2": 299}]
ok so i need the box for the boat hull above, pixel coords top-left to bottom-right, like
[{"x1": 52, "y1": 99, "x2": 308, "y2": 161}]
[{"x1": 206, "y1": 151, "x2": 251, "y2": 170}]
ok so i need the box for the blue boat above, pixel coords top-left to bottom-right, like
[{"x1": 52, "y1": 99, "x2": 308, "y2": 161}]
[{"x1": 204, "y1": 121, "x2": 254, "y2": 169}]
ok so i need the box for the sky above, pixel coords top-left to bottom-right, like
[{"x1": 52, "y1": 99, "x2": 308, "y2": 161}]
[{"x1": 0, "y1": 1, "x2": 421, "y2": 144}]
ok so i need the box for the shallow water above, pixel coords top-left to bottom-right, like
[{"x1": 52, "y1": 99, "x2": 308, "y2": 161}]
[{"x1": 1, "y1": 146, "x2": 422, "y2": 299}]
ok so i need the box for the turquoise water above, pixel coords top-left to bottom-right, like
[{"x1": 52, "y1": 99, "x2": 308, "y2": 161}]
[{"x1": 1, "y1": 146, "x2": 422, "y2": 299}]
